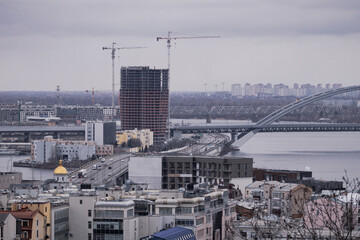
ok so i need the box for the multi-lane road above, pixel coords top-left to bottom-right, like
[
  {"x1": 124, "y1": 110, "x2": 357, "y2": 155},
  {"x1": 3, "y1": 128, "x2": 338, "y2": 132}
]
[{"x1": 70, "y1": 153, "x2": 131, "y2": 187}]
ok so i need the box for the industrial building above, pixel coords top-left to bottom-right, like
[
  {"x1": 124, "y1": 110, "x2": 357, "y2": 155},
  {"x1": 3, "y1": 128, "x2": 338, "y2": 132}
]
[
  {"x1": 119, "y1": 66, "x2": 169, "y2": 144},
  {"x1": 31, "y1": 136, "x2": 96, "y2": 162}
]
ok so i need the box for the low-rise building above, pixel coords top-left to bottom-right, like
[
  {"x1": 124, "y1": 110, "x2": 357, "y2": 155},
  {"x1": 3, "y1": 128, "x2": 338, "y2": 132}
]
[
  {"x1": 270, "y1": 183, "x2": 312, "y2": 217},
  {"x1": 116, "y1": 128, "x2": 153, "y2": 149},
  {"x1": 10, "y1": 207, "x2": 47, "y2": 240},
  {"x1": 245, "y1": 181, "x2": 312, "y2": 217},
  {"x1": 31, "y1": 136, "x2": 96, "y2": 162},
  {"x1": 95, "y1": 145, "x2": 114, "y2": 156},
  {"x1": 253, "y1": 168, "x2": 312, "y2": 182},
  {"x1": 0, "y1": 212, "x2": 17, "y2": 239},
  {"x1": 12, "y1": 200, "x2": 52, "y2": 239},
  {"x1": 56, "y1": 140, "x2": 95, "y2": 161},
  {"x1": 289, "y1": 178, "x2": 344, "y2": 194}
]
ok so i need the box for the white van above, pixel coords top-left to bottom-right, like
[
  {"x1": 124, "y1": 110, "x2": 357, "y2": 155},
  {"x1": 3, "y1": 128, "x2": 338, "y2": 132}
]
[{"x1": 92, "y1": 165, "x2": 97, "y2": 170}]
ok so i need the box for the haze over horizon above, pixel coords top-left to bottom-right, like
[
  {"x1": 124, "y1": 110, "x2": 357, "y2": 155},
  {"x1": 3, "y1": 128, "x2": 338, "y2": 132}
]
[{"x1": 1, "y1": 0, "x2": 360, "y2": 92}]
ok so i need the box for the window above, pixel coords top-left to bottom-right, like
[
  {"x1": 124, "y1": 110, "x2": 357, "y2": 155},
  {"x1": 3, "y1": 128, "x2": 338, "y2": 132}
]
[
  {"x1": 159, "y1": 207, "x2": 172, "y2": 215},
  {"x1": 196, "y1": 217, "x2": 204, "y2": 226},
  {"x1": 22, "y1": 220, "x2": 29, "y2": 227},
  {"x1": 175, "y1": 219, "x2": 194, "y2": 226},
  {"x1": 88, "y1": 233, "x2": 92, "y2": 240},
  {"x1": 206, "y1": 214, "x2": 211, "y2": 223},
  {"x1": 127, "y1": 209, "x2": 134, "y2": 217},
  {"x1": 88, "y1": 210, "x2": 92, "y2": 217},
  {"x1": 88, "y1": 221, "x2": 92, "y2": 229},
  {"x1": 80, "y1": 200, "x2": 83, "y2": 205},
  {"x1": 37, "y1": 230, "x2": 39, "y2": 238},
  {"x1": 176, "y1": 207, "x2": 192, "y2": 214}
]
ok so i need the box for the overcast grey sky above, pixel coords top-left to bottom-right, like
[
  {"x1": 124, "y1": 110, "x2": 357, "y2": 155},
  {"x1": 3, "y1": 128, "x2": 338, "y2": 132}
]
[{"x1": 1, "y1": 0, "x2": 360, "y2": 92}]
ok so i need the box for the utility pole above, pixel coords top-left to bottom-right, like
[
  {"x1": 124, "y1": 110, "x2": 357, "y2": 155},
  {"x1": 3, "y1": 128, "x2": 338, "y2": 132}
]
[
  {"x1": 156, "y1": 31, "x2": 220, "y2": 139},
  {"x1": 204, "y1": 83, "x2": 208, "y2": 93},
  {"x1": 102, "y1": 42, "x2": 145, "y2": 120}
]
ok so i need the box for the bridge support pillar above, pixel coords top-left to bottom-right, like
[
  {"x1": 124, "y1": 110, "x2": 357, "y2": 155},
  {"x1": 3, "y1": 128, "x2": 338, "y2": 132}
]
[
  {"x1": 206, "y1": 115, "x2": 211, "y2": 123},
  {"x1": 231, "y1": 133, "x2": 238, "y2": 143},
  {"x1": 173, "y1": 130, "x2": 182, "y2": 139},
  {"x1": 25, "y1": 133, "x2": 32, "y2": 142}
]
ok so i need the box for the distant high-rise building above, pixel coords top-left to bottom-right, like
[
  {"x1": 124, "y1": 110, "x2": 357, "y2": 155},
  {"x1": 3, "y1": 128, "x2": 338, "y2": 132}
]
[
  {"x1": 120, "y1": 66, "x2": 169, "y2": 144},
  {"x1": 231, "y1": 84, "x2": 242, "y2": 96}
]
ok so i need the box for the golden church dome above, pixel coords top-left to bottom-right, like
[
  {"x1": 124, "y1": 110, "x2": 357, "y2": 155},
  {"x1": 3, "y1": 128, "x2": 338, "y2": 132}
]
[{"x1": 53, "y1": 160, "x2": 68, "y2": 175}]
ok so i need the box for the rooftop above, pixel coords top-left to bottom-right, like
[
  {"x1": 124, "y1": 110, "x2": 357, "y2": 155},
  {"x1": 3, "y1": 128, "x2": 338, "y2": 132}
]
[{"x1": 152, "y1": 226, "x2": 196, "y2": 240}]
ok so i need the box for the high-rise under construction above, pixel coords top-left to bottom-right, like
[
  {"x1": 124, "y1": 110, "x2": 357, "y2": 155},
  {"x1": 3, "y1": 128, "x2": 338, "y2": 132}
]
[{"x1": 119, "y1": 66, "x2": 169, "y2": 144}]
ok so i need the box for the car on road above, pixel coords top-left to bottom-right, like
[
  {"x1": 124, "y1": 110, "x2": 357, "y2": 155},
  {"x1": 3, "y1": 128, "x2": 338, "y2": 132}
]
[
  {"x1": 108, "y1": 166, "x2": 112, "y2": 169},
  {"x1": 100, "y1": 158, "x2": 105, "y2": 163},
  {"x1": 90, "y1": 177, "x2": 95, "y2": 181}
]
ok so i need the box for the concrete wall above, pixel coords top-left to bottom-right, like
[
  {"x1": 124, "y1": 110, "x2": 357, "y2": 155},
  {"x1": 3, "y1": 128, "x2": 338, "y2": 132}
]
[
  {"x1": 230, "y1": 177, "x2": 253, "y2": 197},
  {"x1": 95, "y1": 122, "x2": 104, "y2": 145},
  {"x1": 69, "y1": 195, "x2": 96, "y2": 240},
  {"x1": 0, "y1": 213, "x2": 17, "y2": 239},
  {"x1": 129, "y1": 157, "x2": 162, "y2": 190}
]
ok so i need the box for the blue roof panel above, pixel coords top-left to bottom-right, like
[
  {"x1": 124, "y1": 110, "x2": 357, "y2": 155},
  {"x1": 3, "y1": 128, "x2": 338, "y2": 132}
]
[{"x1": 152, "y1": 226, "x2": 196, "y2": 240}]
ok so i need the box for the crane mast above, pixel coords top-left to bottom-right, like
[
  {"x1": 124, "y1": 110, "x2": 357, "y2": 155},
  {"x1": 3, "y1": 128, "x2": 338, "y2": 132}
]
[
  {"x1": 156, "y1": 31, "x2": 220, "y2": 139},
  {"x1": 102, "y1": 42, "x2": 146, "y2": 120}
]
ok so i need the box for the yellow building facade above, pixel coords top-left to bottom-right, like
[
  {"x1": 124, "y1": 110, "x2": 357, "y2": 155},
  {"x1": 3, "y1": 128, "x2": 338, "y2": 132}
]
[{"x1": 116, "y1": 129, "x2": 153, "y2": 149}]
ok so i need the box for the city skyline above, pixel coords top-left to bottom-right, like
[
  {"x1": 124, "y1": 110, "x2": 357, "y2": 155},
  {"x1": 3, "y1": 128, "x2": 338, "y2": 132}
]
[{"x1": 1, "y1": 1, "x2": 360, "y2": 92}]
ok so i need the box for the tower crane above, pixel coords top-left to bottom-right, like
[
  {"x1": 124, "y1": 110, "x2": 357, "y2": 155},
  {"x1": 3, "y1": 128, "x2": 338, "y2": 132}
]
[
  {"x1": 85, "y1": 87, "x2": 98, "y2": 106},
  {"x1": 156, "y1": 31, "x2": 220, "y2": 139},
  {"x1": 102, "y1": 42, "x2": 146, "y2": 120}
]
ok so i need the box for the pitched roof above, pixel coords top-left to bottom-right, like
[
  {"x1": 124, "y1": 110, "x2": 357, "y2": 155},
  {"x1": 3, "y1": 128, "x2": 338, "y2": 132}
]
[
  {"x1": 11, "y1": 209, "x2": 40, "y2": 220},
  {"x1": 0, "y1": 213, "x2": 9, "y2": 224},
  {"x1": 152, "y1": 226, "x2": 196, "y2": 240}
]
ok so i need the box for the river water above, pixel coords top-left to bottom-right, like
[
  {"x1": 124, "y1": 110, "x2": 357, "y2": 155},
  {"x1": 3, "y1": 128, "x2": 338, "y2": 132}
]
[
  {"x1": 0, "y1": 155, "x2": 53, "y2": 181},
  {"x1": 173, "y1": 119, "x2": 360, "y2": 181}
]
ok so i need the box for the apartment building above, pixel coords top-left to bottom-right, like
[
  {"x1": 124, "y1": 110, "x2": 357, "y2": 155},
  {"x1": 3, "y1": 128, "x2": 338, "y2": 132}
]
[
  {"x1": 245, "y1": 181, "x2": 312, "y2": 217},
  {"x1": 10, "y1": 207, "x2": 47, "y2": 240},
  {"x1": 161, "y1": 156, "x2": 253, "y2": 189},
  {"x1": 0, "y1": 213, "x2": 17, "y2": 239}
]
